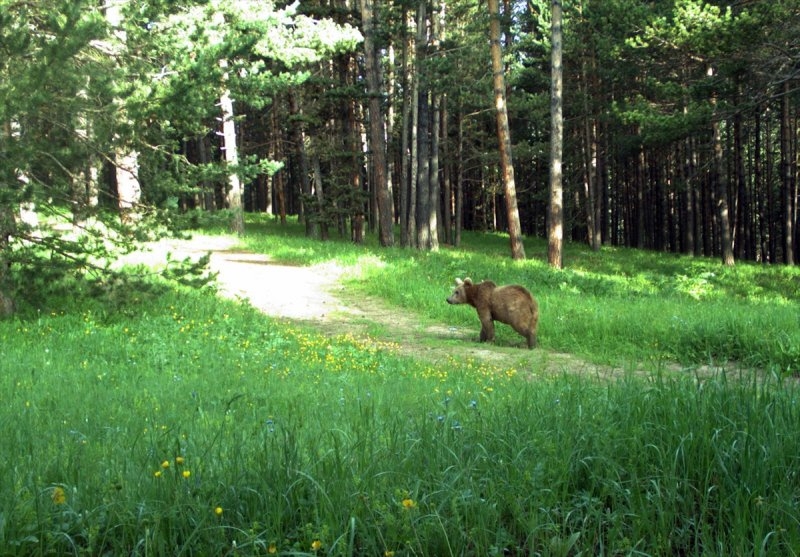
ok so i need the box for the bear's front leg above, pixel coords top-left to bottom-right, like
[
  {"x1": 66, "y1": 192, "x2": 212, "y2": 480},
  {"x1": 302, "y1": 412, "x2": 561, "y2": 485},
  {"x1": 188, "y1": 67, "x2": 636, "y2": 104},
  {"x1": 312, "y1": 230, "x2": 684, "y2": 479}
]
[{"x1": 477, "y1": 310, "x2": 495, "y2": 342}]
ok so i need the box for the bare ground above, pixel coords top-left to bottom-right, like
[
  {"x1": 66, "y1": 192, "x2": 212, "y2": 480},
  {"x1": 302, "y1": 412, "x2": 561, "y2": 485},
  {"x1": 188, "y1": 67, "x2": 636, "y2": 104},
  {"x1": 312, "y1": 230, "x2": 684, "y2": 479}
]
[{"x1": 119, "y1": 234, "x2": 642, "y2": 379}]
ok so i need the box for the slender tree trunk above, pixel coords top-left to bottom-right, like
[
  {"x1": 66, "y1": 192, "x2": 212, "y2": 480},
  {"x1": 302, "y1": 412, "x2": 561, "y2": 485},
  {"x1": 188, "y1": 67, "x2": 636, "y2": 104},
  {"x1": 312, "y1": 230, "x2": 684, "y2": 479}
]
[
  {"x1": 288, "y1": 91, "x2": 314, "y2": 237},
  {"x1": 386, "y1": 43, "x2": 396, "y2": 224},
  {"x1": 781, "y1": 82, "x2": 795, "y2": 265},
  {"x1": 105, "y1": 2, "x2": 141, "y2": 225},
  {"x1": 345, "y1": 61, "x2": 364, "y2": 243},
  {"x1": 400, "y1": 4, "x2": 413, "y2": 247},
  {"x1": 683, "y1": 136, "x2": 695, "y2": 255},
  {"x1": 442, "y1": 95, "x2": 452, "y2": 244},
  {"x1": 116, "y1": 151, "x2": 142, "y2": 225},
  {"x1": 488, "y1": 0, "x2": 525, "y2": 260},
  {"x1": 547, "y1": 0, "x2": 563, "y2": 268},
  {"x1": 429, "y1": 91, "x2": 441, "y2": 251},
  {"x1": 360, "y1": 0, "x2": 394, "y2": 247},
  {"x1": 218, "y1": 59, "x2": 244, "y2": 235},
  {"x1": 754, "y1": 108, "x2": 764, "y2": 260},
  {"x1": 0, "y1": 174, "x2": 14, "y2": 316},
  {"x1": 734, "y1": 91, "x2": 750, "y2": 260},
  {"x1": 455, "y1": 109, "x2": 464, "y2": 247},
  {"x1": 411, "y1": 1, "x2": 426, "y2": 249},
  {"x1": 636, "y1": 143, "x2": 646, "y2": 249},
  {"x1": 708, "y1": 66, "x2": 734, "y2": 265},
  {"x1": 584, "y1": 116, "x2": 600, "y2": 251},
  {"x1": 416, "y1": 89, "x2": 432, "y2": 249},
  {"x1": 311, "y1": 154, "x2": 328, "y2": 240}
]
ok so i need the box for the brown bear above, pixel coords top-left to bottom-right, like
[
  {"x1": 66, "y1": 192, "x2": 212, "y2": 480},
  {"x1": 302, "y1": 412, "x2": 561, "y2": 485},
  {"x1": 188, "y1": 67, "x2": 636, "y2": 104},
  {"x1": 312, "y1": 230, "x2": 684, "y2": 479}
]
[{"x1": 446, "y1": 277, "x2": 539, "y2": 349}]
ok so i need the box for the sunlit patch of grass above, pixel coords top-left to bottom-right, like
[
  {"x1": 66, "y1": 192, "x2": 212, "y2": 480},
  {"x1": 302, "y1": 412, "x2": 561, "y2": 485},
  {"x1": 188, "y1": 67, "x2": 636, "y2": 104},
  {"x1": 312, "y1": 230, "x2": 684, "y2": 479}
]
[{"x1": 238, "y1": 217, "x2": 799, "y2": 372}]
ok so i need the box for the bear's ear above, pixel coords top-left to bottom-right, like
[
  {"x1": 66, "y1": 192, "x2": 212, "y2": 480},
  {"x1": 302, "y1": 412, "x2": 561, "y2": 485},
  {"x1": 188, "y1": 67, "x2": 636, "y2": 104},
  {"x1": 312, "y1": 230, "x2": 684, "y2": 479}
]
[
  {"x1": 463, "y1": 277, "x2": 473, "y2": 285},
  {"x1": 455, "y1": 278, "x2": 463, "y2": 286}
]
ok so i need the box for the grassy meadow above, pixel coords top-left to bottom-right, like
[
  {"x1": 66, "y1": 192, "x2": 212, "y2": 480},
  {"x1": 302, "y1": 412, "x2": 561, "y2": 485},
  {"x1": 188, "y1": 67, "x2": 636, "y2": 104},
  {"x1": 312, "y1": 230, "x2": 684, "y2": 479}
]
[{"x1": 1, "y1": 216, "x2": 799, "y2": 556}]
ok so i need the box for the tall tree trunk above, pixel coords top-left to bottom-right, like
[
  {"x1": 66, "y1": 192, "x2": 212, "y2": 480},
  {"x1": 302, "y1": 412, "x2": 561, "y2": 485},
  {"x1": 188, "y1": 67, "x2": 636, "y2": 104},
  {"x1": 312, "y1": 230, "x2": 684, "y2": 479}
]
[
  {"x1": 73, "y1": 84, "x2": 99, "y2": 228},
  {"x1": 709, "y1": 66, "x2": 734, "y2": 266},
  {"x1": 416, "y1": 89, "x2": 432, "y2": 249},
  {"x1": 547, "y1": 0, "x2": 563, "y2": 268},
  {"x1": 116, "y1": 151, "x2": 142, "y2": 226},
  {"x1": 584, "y1": 115, "x2": 600, "y2": 251},
  {"x1": 455, "y1": 108, "x2": 464, "y2": 247},
  {"x1": 218, "y1": 59, "x2": 244, "y2": 236},
  {"x1": 311, "y1": 154, "x2": 328, "y2": 240},
  {"x1": 429, "y1": 91, "x2": 441, "y2": 251},
  {"x1": 754, "y1": 108, "x2": 764, "y2": 260},
  {"x1": 360, "y1": 0, "x2": 394, "y2": 247},
  {"x1": 488, "y1": 0, "x2": 525, "y2": 260},
  {"x1": 345, "y1": 60, "x2": 364, "y2": 243},
  {"x1": 780, "y1": 82, "x2": 795, "y2": 265},
  {"x1": 682, "y1": 135, "x2": 695, "y2": 255},
  {"x1": 288, "y1": 91, "x2": 314, "y2": 237},
  {"x1": 411, "y1": 0, "x2": 427, "y2": 249},
  {"x1": 581, "y1": 40, "x2": 601, "y2": 251},
  {"x1": 734, "y1": 90, "x2": 750, "y2": 260},
  {"x1": 636, "y1": 143, "x2": 646, "y2": 249},
  {"x1": 442, "y1": 94, "x2": 452, "y2": 244},
  {"x1": 105, "y1": 2, "x2": 141, "y2": 225},
  {"x1": 0, "y1": 177, "x2": 14, "y2": 316},
  {"x1": 399, "y1": 4, "x2": 413, "y2": 247}
]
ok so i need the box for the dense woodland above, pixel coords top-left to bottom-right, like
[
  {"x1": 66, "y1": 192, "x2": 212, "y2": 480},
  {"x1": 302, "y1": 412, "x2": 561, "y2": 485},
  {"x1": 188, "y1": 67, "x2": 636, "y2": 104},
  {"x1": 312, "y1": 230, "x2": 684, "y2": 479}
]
[{"x1": 2, "y1": 0, "x2": 800, "y2": 314}]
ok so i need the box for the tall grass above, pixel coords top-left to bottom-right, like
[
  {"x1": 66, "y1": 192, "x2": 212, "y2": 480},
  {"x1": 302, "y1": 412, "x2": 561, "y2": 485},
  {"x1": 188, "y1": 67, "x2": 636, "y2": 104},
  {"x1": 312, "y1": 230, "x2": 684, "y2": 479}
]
[{"x1": 1, "y1": 220, "x2": 799, "y2": 555}]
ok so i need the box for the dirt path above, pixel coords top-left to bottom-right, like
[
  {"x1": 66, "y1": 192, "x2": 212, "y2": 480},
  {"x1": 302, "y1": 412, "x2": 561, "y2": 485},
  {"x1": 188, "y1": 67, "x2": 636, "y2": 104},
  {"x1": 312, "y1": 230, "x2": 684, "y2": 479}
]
[{"x1": 124, "y1": 234, "x2": 616, "y2": 377}]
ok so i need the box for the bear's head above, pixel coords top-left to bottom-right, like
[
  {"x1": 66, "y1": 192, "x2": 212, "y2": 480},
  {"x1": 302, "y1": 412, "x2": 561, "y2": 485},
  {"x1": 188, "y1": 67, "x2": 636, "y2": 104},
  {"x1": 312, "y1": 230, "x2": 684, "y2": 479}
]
[{"x1": 446, "y1": 277, "x2": 473, "y2": 305}]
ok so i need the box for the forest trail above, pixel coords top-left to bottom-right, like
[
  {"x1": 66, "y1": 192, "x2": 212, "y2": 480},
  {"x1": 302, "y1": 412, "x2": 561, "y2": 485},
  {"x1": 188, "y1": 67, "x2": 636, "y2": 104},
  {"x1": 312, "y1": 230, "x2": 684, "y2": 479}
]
[{"x1": 125, "y1": 234, "x2": 619, "y2": 379}]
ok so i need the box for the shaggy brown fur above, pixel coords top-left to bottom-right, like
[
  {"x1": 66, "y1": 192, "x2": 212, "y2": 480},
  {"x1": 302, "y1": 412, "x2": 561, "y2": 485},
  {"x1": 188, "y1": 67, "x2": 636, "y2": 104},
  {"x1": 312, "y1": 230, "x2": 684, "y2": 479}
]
[{"x1": 446, "y1": 277, "x2": 538, "y2": 349}]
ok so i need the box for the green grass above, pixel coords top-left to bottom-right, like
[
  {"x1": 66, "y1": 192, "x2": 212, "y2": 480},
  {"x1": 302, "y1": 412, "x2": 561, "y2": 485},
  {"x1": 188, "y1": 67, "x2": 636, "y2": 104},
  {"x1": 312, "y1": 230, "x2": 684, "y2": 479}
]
[
  {"x1": 244, "y1": 216, "x2": 800, "y2": 373},
  {"x1": 1, "y1": 217, "x2": 800, "y2": 555}
]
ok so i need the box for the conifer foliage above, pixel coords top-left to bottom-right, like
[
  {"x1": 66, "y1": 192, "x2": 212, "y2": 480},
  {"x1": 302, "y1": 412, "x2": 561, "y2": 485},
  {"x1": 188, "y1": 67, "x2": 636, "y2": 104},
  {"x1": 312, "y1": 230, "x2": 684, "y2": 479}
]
[{"x1": 1, "y1": 1, "x2": 798, "y2": 314}]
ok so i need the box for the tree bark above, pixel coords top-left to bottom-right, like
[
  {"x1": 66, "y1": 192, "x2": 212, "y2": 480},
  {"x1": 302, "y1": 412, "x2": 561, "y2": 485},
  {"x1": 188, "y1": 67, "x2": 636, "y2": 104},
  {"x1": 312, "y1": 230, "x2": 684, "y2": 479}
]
[
  {"x1": 360, "y1": 0, "x2": 394, "y2": 247},
  {"x1": 547, "y1": 0, "x2": 563, "y2": 268},
  {"x1": 488, "y1": 0, "x2": 525, "y2": 260},
  {"x1": 288, "y1": 91, "x2": 314, "y2": 237},
  {"x1": 399, "y1": 4, "x2": 413, "y2": 247},
  {"x1": 429, "y1": 91, "x2": 441, "y2": 251},
  {"x1": 116, "y1": 150, "x2": 142, "y2": 226},
  {"x1": 709, "y1": 66, "x2": 734, "y2": 266},
  {"x1": 0, "y1": 196, "x2": 14, "y2": 317},
  {"x1": 105, "y1": 1, "x2": 141, "y2": 226},
  {"x1": 218, "y1": 59, "x2": 244, "y2": 236},
  {"x1": 780, "y1": 82, "x2": 795, "y2": 265},
  {"x1": 442, "y1": 94, "x2": 452, "y2": 244}
]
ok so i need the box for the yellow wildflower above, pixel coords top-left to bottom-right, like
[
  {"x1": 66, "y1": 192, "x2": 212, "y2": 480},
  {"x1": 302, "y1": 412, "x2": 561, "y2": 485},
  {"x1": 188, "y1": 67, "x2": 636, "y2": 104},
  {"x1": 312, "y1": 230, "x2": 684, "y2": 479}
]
[
  {"x1": 154, "y1": 470, "x2": 162, "y2": 478},
  {"x1": 182, "y1": 470, "x2": 191, "y2": 479},
  {"x1": 311, "y1": 539, "x2": 322, "y2": 551},
  {"x1": 402, "y1": 498, "x2": 417, "y2": 510},
  {"x1": 161, "y1": 460, "x2": 170, "y2": 469},
  {"x1": 175, "y1": 456, "x2": 185, "y2": 465},
  {"x1": 268, "y1": 543, "x2": 278, "y2": 554},
  {"x1": 214, "y1": 506, "x2": 223, "y2": 516},
  {"x1": 52, "y1": 486, "x2": 66, "y2": 505}
]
